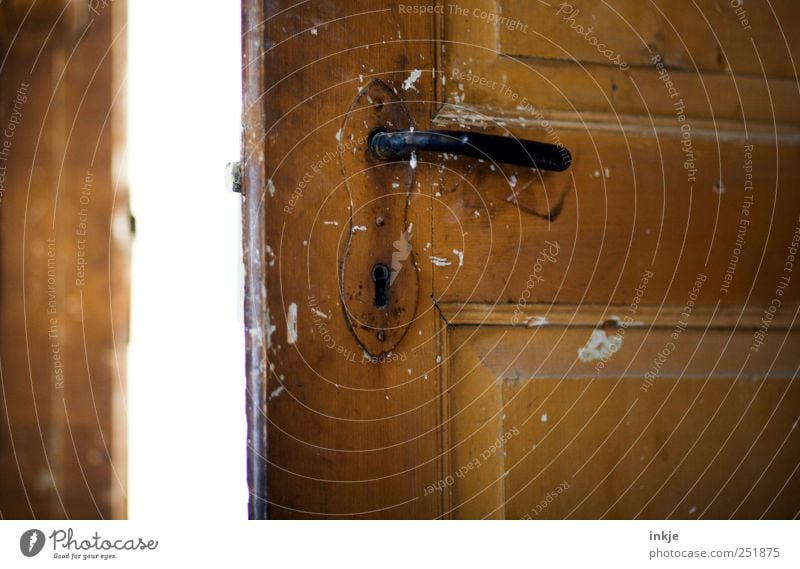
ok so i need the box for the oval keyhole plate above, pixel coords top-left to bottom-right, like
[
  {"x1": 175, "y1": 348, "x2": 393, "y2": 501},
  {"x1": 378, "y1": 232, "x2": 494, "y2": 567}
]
[{"x1": 338, "y1": 79, "x2": 419, "y2": 357}]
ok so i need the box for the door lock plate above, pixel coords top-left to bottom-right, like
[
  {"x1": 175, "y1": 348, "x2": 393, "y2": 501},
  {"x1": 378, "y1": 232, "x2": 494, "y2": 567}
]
[{"x1": 338, "y1": 79, "x2": 419, "y2": 357}]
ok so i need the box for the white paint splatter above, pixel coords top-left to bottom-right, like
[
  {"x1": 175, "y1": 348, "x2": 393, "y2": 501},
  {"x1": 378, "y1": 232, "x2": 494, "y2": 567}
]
[
  {"x1": 540, "y1": 413, "x2": 548, "y2": 423},
  {"x1": 309, "y1": 28, "x2": 318, "y2": 35},
  {"x1": 335, "y1": 129, "x2": 342, "y2": 142},
  {"x1": 267, "y1": 178, "x2": 276, "y2": 197},
  {"x1": 577, "y1": 329, "x2": 622, "y2": 362},
  {"x1": 430, "y1": 256, "x2": 452, "y2": 267},
  {"x1": 266, "y1": 320, "x2": 277, "y2": 349},
  {"x1": 352, "y1": 225, "x2": 367, "y2": 233},
  {"x1": 402, "y1": 68, "x2": 423, "y2": 91},
  {"x1": 265, "y1": 284, "x2": 277, "y2": 349},
  {"x1": 287, "y1": 303, "x2": 298, "y2": 344},
  {"x1": 509, "y1": 175, "x2": 517, "y2": 188},
  {"x1": 311, "y1": 308, "x2": 328, "y2": 319},
  {"x1": 409, "y1": 151, "x2": 418, "y2": 169},
  {"x1": 688, "y1": 506, "x2": 697, "y2": 515},
  {"x1": 452, "y1": 249, "x2": 464, "y2": 267},
  {"x1": 269, "y1": 385, "x2": 285, "y2": 400},
  {"x1": 604, "y1": 167, "x2": 610, "y2": 178},
  {"x1": 526, "y1": 316, "x2": 549, "y2": 327}
]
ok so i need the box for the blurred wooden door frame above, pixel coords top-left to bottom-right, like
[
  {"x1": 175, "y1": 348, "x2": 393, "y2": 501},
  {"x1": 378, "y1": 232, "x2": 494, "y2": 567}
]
[
  {"x1": 243, "y1": 0, "x2": 800, "y2": 519},
  {"x1": 0, "y1": 0, "x2": 129, "y2": 519}
]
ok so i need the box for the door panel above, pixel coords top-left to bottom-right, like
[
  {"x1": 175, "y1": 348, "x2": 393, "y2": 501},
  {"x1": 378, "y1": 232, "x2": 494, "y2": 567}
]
[
  {"x1": 496, "y1": 0, "x2": 800, "y2": 77},
  {"x1": 429, "y1": 130, "x2": 800, "y2": 304},
  {"x1": 441, "y1": 0, "x2": 800, "y2": 121},
  {"x1": 442, "y1": 305, "x2": 799, "y2": 519}
]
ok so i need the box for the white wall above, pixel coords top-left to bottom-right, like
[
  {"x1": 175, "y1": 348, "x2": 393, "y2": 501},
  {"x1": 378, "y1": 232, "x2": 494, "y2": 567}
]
[{"x1": 127, "y1": 1, "x2": 246, "y2": 519}]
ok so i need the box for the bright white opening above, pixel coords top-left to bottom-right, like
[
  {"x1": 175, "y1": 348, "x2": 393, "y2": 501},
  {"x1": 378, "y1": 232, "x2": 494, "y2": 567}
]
[{"x1": 127, "y1": 2, "x2": 246, "y2": 519}]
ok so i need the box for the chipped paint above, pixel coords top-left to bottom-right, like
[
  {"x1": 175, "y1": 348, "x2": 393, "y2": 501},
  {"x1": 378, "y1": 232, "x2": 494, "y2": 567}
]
[
  {"x1": 311, "y1": 307, "x2": 328, "y2": 319},
  {"x1": 287, "y1": 302, "x2": 298, "y2": 344},
  {"x1": 265, "y1": 319, "x2": 277, "y2": 349},
  {"x1": 577, "y1": 329, "x2": 622, "y2": 362},
  {"x1": 402, "y1": 68, "x2": 423, "y2": 91},
  {"x1": 430, "y1": 256, "x2": 452, "y2": 267},
  {"x1": 264, "y1": 282, "x2": 278, "y2": 350},
  {"x1": 265, "y1": 244, "x2": 275, "y2": 267},
  {"x1": 269, "y1": 385, "x2": 285, "y2": 400}
]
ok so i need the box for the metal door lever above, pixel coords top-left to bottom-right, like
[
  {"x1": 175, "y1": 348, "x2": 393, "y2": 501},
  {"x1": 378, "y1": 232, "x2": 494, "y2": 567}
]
[{"x1": 369, "y1": 129, "x2": 572, "y2": 171}]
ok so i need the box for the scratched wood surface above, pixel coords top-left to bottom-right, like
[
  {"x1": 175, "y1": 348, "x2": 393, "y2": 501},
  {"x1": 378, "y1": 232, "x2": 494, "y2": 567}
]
[{"x1": 247, "y1": 0, "x2": 800, "y2": 518}]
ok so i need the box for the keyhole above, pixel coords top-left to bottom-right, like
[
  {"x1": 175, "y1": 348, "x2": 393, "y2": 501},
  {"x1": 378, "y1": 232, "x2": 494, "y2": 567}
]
[{"x1": 372, "y1": 263, "x2": 390, "y2": 308}]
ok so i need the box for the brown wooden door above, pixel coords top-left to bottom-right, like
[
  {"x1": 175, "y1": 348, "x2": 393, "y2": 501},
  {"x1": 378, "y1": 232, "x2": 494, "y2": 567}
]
[{"x1": 243, "y1": 0, "x2": 800, "y2": 519}]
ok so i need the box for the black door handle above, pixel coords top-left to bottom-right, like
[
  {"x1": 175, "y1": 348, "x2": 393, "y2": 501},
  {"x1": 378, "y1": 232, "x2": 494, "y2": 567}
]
[{"x1": 369, "y1": 129, "x2": 572, "y2": 172}]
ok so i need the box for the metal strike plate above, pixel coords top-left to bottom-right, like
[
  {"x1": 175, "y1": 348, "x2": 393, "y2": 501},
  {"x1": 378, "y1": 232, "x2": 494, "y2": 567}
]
[{"x1": 338, "y1": 79, "x2": 419, "y2": 357}]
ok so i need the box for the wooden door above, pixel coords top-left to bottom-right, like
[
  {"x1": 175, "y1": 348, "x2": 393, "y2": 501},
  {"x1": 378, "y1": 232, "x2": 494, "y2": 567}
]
[{"x1": 243, "y1": 0, "x2": 800, "y2": 519}]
